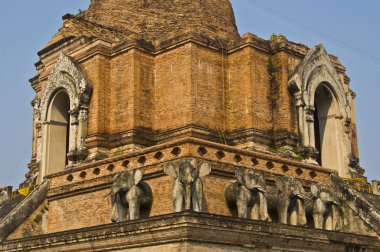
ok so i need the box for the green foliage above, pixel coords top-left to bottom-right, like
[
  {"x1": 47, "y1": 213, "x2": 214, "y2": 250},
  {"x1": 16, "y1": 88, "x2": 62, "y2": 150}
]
[
  {"x1": 270, "y1": 33, "x2": 278, "y2": 40},
  {"x1": 113, "y1": 149, "x2": 127, "y2": 156},
  {"x1": 327, "y1": 233, "x2": 335, "y2": 241},
  {"x1": 267, "y1": 56, "x2": 280, "y2": 112},
  {"x1": 33, "y1": 214, "x2": 42, "y2": 224},
  {"x1": 293, "y1": 153, "x2": 303, "y2": 161},
  {"x1": 338, "y1": 195, "x2": 347, "y2": 204},
  {"x1": 268, "y1": 147, "x2": 280, "y2": 154}
]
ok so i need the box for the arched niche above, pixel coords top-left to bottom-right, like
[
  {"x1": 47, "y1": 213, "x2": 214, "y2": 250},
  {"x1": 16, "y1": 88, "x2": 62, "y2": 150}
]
[
  {"x1": 288, "y1": 44, "x2": 352, "y2": 177},
  {"x1": 313, "y1": 84, "x2": 345, "y2": 174},
  {"x1": 44, "y1": 90, "x2": 71, "y2": 175},
  {"x1": 34, "y1": 53, "x2": 92, "y2": 182}
]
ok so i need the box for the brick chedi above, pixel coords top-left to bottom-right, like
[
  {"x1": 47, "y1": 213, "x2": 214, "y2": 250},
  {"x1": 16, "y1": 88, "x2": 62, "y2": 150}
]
[{"x1": 1, "y1": 0, "x2": 380, "y2": 251}]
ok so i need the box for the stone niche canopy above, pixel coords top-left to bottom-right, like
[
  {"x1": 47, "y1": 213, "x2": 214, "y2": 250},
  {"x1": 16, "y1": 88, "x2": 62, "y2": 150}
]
[{"x1": 84, "y1": 0, "x2": 240, "y2": 43}]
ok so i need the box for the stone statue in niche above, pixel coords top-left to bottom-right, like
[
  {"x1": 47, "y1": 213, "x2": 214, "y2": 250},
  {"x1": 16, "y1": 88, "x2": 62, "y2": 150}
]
[
  {"x1": 109, "y1": 169, "x2": 152, "y2": 222},
  {"x1": 225, "y1": 168, "x2": 268, "y2": 221},
  {"x1": 163, "y1": 158, "x2": 211, "y2": 212},
  {"x1": 311, "y1": 183, "x2": 342, "y2": 230},
  {"x1": 276, "y1": 176, "x2": 307, "y2": 226}
]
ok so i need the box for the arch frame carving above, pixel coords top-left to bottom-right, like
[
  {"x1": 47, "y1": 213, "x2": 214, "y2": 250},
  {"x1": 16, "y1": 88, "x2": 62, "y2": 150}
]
[
  {"x1": 288, "y1": 44, "x2": 352, "y2": 177},
  {"x1": 34, "y1": 53, "x2": 92, "y2": 181}
]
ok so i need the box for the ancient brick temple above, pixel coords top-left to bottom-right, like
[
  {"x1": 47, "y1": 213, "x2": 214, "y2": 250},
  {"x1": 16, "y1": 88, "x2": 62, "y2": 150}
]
[{"x1": 1, "y1": 0, "x2": 380, "y2": 251}]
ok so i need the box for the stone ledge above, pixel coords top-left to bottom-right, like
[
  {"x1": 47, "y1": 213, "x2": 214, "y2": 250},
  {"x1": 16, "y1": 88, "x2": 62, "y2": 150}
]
[
  {"x1": 1, "y1": 212, "x2": 379, "y2": 251},
  {"x1": 46, "y1": 137, "x2": 336, "y2": 181}
]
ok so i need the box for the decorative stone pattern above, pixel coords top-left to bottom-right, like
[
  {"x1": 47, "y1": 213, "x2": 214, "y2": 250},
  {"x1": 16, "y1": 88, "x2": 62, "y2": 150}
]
[
  {"x1": 34, "y1": 53, "x2": 92, "y2": 182},
  {"x1": 288, "y1": 44, "x2": 353, "y2": 177}
]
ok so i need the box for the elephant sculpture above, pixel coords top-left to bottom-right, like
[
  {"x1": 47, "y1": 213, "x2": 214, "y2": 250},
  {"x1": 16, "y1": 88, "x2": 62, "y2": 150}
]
[
  {"x1": 276, "y1": 176, "x2": 307, "y2": 226},
  {"x1": 311, "y1": 183, "x2": 342, "y2": 230},
  {"x1": 163, "y1": 158, "x2": 211, "y2": 212},
  {"x1": 225, "y1": 168, "x2": 268, "y2": 221},
  {"x1": 109, "y1": 169, "x2": 152, "y2": 222}
]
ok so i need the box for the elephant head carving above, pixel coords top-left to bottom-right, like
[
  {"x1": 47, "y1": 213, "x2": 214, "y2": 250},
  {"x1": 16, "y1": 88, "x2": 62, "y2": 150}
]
[
  {"x1": 164, "y1": 158, "x2": 211, "y2": 212},
  {"x1": 109, "y1": 169, "x2": 152, "y2": 222},
  {"x1": 276, "y1": 176, "x2": 307, "y2": 226},
  {"x1": 225, "y1": 168, "x2": 268, "y2": 221},
  {"x1": 311, "y1": 183, "x2": 342, "y2": 230}
]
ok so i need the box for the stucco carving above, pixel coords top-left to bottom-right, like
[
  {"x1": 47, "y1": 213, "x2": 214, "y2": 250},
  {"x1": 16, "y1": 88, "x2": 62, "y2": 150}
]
[
  {"x1": 225, "y1": 168, "x2": 268, "y2": 221},
  {"x1": 37, "y1": 53, "x2": 92, "y2": 125},
  {"x1": 311, "y1": 183, "x2": 342, "y2": 230},
  {"x1": 78, "y1": 109, "x2": 88, "y2": 121},
  {"x1": 164, "y1": 158, "x2": 211, "y2": 212},
  {"x1": 35, "y1": 53, "x2": 92, "y2": 179},
  {"x1": 276, "y1": 176, "x2": 307, "y2": 226},
  {"x1": 109, "y1": 170, "x2": 153, "y2": 222},
  {"x1": 288, "y1": 44, "x2": 352, "y2": 176}
]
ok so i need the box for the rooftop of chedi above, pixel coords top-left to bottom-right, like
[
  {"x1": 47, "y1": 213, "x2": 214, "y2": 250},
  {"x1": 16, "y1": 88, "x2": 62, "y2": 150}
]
[{"x1": 47, "y1": 0, "x2": 240, "y2": 47}]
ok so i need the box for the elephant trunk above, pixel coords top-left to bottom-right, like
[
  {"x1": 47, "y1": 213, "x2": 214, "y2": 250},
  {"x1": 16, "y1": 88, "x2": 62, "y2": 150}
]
[
  {"x1": 184, "y1": 173, "x2": 195, "y2": 210},
  {"x1": 185, "y1": 181, "x2": 192, "y2": 210}
]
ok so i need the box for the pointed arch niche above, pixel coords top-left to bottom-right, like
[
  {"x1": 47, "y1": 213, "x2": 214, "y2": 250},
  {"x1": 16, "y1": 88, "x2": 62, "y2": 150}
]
[
  {"x1": 33, "y1": 53, "x2": 92, "y2": 182},
  {"x1": 289, "y1": 45, "x2": 352, "y2": 177},
  {"x1": 44, "y1": 90, "x2": 70, "y2": 174}
]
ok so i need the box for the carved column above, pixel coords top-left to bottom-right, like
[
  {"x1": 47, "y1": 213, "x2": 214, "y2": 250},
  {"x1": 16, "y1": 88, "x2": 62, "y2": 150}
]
[
  {"x1": 294, "y1": 92, "x2": 305, "y2": 146},
  {"x1": 297, "y1": 106, "x2": 319, "y2": 164},
  {"x1": 77, "y1": 108, "x2": 89, "y2": 161},
  {"x1": 67, "y1": 112, "x2": 79, "y2": 166}
]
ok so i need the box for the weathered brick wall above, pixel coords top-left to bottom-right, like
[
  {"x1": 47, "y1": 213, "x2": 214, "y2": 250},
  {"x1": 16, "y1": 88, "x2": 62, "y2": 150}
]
[
  {"x1": 190, "y1": 44, "x2": 225, "y2": 130},
  {"x1": 84, "y1": 55, "x2": 110, "y2": 137},
  {"x1": 227, "y1": 47, "x2": 271, "y2": 133},
  {"x1": 47, "y1": 189, "x2": 111, "y2": 233},
  {"x1": 7, "y1": 202, "x2": 48, "y2": 240},
  {"x1": 85, "y1": 0, "x2": 240, "y2": 43},
  {"x1": 153, "y1": 44, "x2": 193, "y2": 131},
  {"x1": 109, "y1": 51, "x2": 136, "y2": 134}
]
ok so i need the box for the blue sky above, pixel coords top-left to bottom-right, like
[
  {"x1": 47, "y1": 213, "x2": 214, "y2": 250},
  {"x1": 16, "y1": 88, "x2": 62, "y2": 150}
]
[{"x1": 0, "y1": 0, "x2": 379, "y2": 188}]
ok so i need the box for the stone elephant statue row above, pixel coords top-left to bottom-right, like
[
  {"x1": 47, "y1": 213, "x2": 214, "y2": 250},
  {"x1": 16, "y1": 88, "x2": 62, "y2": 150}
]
[
  {"x1": 108, "y1": 158, "x2": 211, "y2": 222},
  {"x1": 225, "y1": 168, "x2": 342, "y2": 230},
  {"x1": 108, "y1": 160, "x2": 342, "y2": 231}
]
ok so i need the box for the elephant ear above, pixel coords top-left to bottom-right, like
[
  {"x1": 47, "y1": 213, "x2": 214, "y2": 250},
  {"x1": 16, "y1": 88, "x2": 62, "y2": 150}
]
[
  {"x1": 275, "y1": 176, "x2": 285, "y2": 192},
  {"x1": 163, "y1": 162, "x2": 179, "y2": 178},
  {"x1": 295, "y1": 179, "x2": 306, "y2": 193},
  {"x1": 311, "y1": 184, "x2": 319, "y2": 198},
  {"x1": 236, "y1": 168, "x2": 245, "y2": 185},
  {"x1": 258, "y1": 173, "x2": 267, "y2": 190},
  {"x1": 134, "y1": 170, "x2": 142, "y2": 185},
  {"x1": 198, "y1": 162, "x2": 211, "y2": 177}
]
